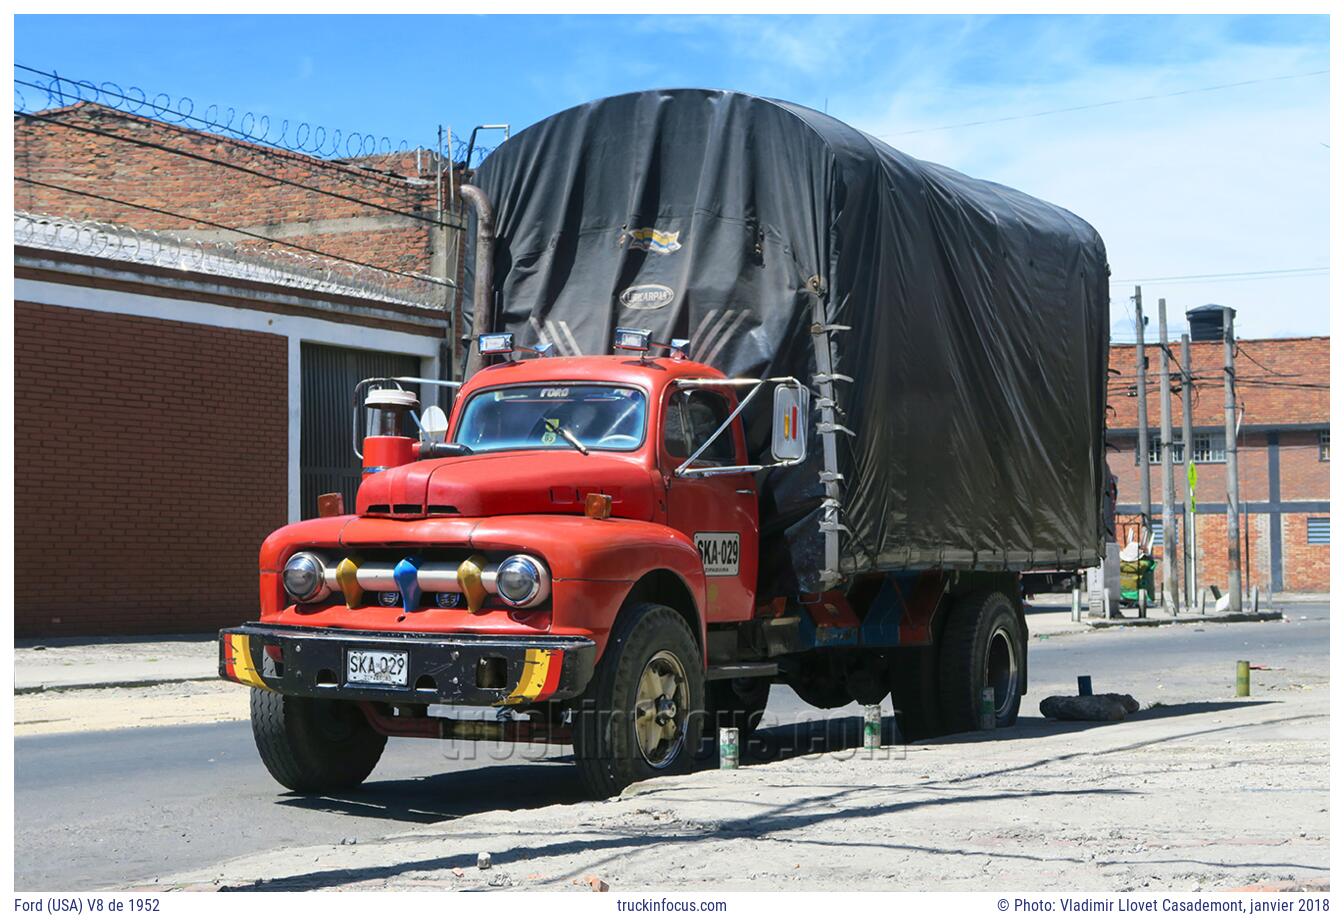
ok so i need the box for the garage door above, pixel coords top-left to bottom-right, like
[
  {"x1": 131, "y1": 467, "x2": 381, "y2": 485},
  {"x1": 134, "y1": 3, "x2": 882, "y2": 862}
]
[{"x1": 300, "y1": 342, "x2": 421, "y2": 520}]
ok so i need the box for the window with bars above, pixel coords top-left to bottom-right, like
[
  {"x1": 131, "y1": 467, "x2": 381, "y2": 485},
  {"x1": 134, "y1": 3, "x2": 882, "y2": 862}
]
[
  {"x1": 1320, "y1": 430, "x2": 1330, "y2": 462},
  {"x1": 1191, "y1": 433, "x2": 1226, "y2": 463},
  {"x1": 1137, "y1": 432, "x2": 1224, "y2": 465},
  {"x1": 1143, "y1": 437, "x2": 1185, "y2": 465},
  {"x1": 1306, "y1": 517, "x2": 1329, "y2": 545}
]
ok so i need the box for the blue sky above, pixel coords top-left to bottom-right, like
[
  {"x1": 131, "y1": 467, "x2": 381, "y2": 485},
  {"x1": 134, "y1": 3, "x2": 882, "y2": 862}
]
[{"x1": 14, "y1": 14, "x2": 1331, "y2": 338}]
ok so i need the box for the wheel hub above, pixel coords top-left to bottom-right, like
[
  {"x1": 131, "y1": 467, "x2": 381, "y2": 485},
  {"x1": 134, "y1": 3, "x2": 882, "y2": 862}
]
[
  {"x1": 634, "y1": 650, "x2": 689, "y2": 768},
  {"x1": 985, "y1": 625, "x2": 1020, "y2": 720}
]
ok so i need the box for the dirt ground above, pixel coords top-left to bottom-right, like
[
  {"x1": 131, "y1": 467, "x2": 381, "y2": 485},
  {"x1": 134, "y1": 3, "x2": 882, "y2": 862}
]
[
  {"x1": 15, "y1": 681, "x2": 248, "y2": 736},
  {"x1": 151, "y1": 684, "x2": 1328, "y2": 892}
]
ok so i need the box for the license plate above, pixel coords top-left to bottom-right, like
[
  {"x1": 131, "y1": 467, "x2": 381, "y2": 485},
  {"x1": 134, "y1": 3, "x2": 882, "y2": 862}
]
[{"x1": 345, "y1": 649, "x2": 408, "y2": 687}]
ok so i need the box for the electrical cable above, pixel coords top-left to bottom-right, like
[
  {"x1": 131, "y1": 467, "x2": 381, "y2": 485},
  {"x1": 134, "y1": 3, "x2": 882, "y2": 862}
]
[
  {"x1": 16, "y1": 107, "x2": 459, "y2": 230},
  {"x1": 15, "y1": 176, "x2": 451, "y2": 289}
]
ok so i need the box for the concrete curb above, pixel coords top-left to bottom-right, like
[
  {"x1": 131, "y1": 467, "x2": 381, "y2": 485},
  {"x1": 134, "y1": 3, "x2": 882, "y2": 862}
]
[
  {"x1": 14, "y1": 675, "x2": 218, "y2": 695},
  {"x1": 1086, "y1": 609, "x2": 1284, "y2": 628}
]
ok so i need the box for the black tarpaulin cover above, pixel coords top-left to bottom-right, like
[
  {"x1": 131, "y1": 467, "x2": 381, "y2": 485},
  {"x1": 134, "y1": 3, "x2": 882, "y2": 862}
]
[{"x1": 470, "y1": 89, "x2": 1110, "y2": 593}]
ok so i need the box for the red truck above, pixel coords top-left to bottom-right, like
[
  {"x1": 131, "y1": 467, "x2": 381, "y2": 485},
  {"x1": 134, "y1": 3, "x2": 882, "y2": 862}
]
[
  {"x1": 220, "y1": 89, "x2": 1109, "y2": 798},
  {"x1": 221, "y1": 337, "x2": 1024, "y2": 797}
]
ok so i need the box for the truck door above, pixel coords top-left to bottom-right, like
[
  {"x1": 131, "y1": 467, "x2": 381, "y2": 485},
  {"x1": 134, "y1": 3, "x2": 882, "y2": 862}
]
[{"x1": 660, "y1": 387, "x2": 759, "y2": 622}]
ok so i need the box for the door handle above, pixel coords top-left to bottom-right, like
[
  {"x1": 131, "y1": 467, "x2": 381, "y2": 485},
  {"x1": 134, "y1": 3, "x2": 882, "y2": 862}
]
[{"x1": 736, "y1": 489, "x2": 754, "y2": 495}]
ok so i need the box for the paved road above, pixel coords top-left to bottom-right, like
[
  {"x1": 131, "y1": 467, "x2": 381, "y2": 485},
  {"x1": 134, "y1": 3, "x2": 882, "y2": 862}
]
[{"x1": 15, "y1": 601, "x2": 1327, "y2": 890}]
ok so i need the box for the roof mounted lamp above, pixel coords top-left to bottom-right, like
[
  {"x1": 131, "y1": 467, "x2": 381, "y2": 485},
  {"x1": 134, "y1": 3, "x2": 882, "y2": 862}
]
[{"x1": 613, "y1": 327, "x2": 692, "y2": 361}]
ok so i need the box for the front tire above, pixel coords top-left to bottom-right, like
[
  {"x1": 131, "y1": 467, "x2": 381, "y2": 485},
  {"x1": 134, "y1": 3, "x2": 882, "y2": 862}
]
[
  {"x1": 573, "y1": 603, "x2": 704, "y2": 799},
  {"x1": 937, "y1": 591, "x2": 1025, "y2": 733},
  {"x1": 250, "y1": 690, "x2": 387, "y2": 793}
]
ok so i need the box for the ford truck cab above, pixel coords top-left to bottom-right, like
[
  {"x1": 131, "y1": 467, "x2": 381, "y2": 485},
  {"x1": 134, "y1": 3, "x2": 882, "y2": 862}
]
[{"x1": 222, "y1": 331, "x2": 814, "y2": 796}]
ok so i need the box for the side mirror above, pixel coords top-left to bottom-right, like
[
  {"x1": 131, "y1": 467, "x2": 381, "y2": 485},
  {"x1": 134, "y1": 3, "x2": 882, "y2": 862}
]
[
  {"x1": 771, "y1": 382, "x2": 809, "y2": 462},
  {"x1": 419, "y1": 405, "x2": 449, "y2": 444}
]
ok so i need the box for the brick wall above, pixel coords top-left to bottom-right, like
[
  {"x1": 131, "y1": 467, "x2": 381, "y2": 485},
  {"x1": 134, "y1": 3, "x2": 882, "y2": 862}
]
[
  {"x1": 1282, "y1": 513, "x2": 1330, "y2": 592},
  {"x1": 15, "y1": 302, "x2": 289, "y2": 636},
  {"x1": 14, "y1": 104, "x2": 444, "y2": 286}
]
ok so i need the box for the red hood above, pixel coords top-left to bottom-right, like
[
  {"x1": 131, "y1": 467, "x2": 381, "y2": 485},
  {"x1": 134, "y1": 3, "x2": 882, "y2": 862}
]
[{"x1": 355, "y1": 451, "x2": 658, "y2": 520}]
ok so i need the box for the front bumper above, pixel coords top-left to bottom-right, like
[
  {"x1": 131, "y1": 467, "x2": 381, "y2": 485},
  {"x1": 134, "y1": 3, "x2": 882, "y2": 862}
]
[{"x1": 219, "y1": 623, "x2": 597, "y2": 707}]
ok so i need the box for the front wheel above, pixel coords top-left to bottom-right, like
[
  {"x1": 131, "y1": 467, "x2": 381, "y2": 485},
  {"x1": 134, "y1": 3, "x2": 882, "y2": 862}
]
[
  {"x1": 250, "y1": 690, "x2": 387, "y2": 793},
  {"x1": 573, "y1": 603, "x2": 704, "y2": 798},
  {"x1": 937, "y1": 591, "x2": 1025, "y2": 733}
]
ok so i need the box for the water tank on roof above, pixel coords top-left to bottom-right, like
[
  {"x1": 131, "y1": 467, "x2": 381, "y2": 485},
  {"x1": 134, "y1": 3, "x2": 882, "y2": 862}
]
[{"x1": 1187, "y1": 304, "x2": 1235, "y2": 342}]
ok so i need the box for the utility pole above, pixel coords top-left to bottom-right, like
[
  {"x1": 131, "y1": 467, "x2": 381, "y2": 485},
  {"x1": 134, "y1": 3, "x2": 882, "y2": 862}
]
[
  {"x1": 1180, "y1": 333, "x2": 1197, "y2": 608},
  {"x1": 1158, "y1": 299, "x2": 1177, "y2": 612},
  {"x1": 1223, "y1": 306, "x2": 1243, "y2": 610},
  {"x1": 1134, "y1": 287, "x2": 1152, "y2": 540}
]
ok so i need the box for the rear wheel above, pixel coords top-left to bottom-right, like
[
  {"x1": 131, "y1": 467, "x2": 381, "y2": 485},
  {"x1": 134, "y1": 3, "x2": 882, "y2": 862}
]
[
  {"x1": 937, "y1": 591, "x2": 1025, "y2": 732},
  {"x1": 889, "y1": 644, "x2": 942, "y2": 742},
  {"x1": 250, "y1": 690, "x2": 387, "y2": 793},
  {"x1": 573, "y1": 603, "x2": 704, "y2": 798}
]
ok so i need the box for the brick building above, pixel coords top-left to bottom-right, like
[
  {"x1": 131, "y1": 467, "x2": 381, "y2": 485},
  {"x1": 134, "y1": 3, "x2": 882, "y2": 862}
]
[
  {"x1": 15, "y1": 102, "x2": 455, "y2": 287},
  {"x1": 14, "y1": 103, "x2": 466, "y2": 637},
  {"x1": 1107, "y1": 331, "x2": 1328, "y2": 594}
]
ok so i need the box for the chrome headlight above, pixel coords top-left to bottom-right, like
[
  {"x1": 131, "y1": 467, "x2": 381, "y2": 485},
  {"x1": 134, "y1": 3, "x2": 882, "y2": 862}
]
[
  {"x1": 282, "y1": 552, "x2": 330, "y2": 603},
  {"x1": 494, "y1": 554, "x2": 549, "y2": 608}
]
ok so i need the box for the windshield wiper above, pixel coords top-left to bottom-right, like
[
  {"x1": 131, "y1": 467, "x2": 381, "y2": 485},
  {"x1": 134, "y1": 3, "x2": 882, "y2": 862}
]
[{"x1": 545, "y1": 418, "x2": 590, "y2": 455}]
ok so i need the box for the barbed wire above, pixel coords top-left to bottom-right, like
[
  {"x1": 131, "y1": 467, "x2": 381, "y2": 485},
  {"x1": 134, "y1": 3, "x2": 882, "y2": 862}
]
[
  {"x1": 15, "y1": 63, "x2": 429, "y2": 166},
  {"x1": 15, "y1": 209, "x2": 445, "y2": 309},
  {"x1": 451, "y1": 136, "x2": 499, "y2": 168}
]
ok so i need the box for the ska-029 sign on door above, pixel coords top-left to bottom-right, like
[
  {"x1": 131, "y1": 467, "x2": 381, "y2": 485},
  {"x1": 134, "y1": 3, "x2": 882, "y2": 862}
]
[{"x1": 694, "y1": 532, "x2": 741, "y2": 577}]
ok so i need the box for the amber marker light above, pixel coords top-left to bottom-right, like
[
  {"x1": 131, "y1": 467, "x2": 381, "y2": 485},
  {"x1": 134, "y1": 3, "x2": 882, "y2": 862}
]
[{"x1": 585, "y1": 493, "x2": 613, "y2": 520}]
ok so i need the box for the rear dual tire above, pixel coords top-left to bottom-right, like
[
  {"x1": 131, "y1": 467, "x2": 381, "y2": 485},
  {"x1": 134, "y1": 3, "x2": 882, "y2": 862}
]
[{"x1": 889, "y1": 589, "x2": 1025, "y2": 740}]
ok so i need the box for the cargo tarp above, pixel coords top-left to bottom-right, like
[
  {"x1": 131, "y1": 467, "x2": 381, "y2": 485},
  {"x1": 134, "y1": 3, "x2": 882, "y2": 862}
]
[{"x1": 470, "y1": 89, "x2": 1110, "y2": 594}]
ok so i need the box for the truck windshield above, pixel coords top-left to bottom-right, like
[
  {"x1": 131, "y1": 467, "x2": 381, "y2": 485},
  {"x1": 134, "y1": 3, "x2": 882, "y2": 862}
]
[{"x1": 455, "y1": 384, "x2": 647, "y2": 454}]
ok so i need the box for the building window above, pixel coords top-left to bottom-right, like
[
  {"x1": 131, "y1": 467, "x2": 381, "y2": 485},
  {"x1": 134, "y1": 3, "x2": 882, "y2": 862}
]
[
  {"x1": 1141, "y1": 434, "x2": 1185, "y2": 465},
  {"x1": 1136, "y1": 432, "x2": 1222, "y2": 464},
  {"x1": 1189, "y1": 432, "x2": 1226, "y2": 464},
  {"x1": 1306, "y1": 517, "x2": 1329, "y2": 545},
  {"x1": 1320, "y1": 430, "x2": 1330, "y2": 462}
]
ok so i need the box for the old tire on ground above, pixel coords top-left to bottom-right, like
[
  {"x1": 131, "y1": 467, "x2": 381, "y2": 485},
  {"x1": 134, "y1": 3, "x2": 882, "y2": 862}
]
[
  {"x1": 573, "y1": 602, "x2": 705, "y2": 799},
  {"x1": 889, "y1": 644, "x2": 942, "y2": 742},
  {"x1": 250, "y1": 689, "x2": 387, "y2": 793},
  {"x1": 937, "y1": 590, "x2": 1025, "y2": 733}
]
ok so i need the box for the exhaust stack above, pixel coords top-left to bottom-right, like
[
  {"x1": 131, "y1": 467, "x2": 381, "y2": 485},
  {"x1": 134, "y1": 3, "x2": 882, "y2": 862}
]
[{"x1": 460, "y1": 183, "x2": 496, "y2": 379}]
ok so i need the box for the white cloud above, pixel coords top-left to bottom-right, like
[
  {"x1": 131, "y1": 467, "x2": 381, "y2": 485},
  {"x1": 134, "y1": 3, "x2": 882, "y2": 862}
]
[{"x1": 834, "y1": 19, "x2": 1330, "y2": 339}]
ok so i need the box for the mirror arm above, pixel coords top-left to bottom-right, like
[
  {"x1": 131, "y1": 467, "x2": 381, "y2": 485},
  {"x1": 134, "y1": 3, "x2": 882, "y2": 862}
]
[
  {"x1": 674, "y1": 380, "x2": 767, "y2": 476},
  {"x1": 671, "y1": 375, "x2": 807, "y2": 477}
]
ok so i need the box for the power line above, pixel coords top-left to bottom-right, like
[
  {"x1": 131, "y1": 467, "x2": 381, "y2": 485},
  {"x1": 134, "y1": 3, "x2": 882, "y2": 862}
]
[
  {"x1": 16, "y1": 106, "x2": 460, "y2": 231},
  {"x1": 1110, "y1": 266, "x2": 1327, "y2": 284},
  {"x1": 15, "y1": 176, "x2": 450, "y2": 289},
  {"x1": 882, "y1": 69, "x2": 1328, "y2": 137}
]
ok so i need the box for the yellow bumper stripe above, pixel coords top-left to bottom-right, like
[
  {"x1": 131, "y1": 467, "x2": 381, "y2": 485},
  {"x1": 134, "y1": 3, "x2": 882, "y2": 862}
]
[
  {"x1": 229, "y1": 634, "x2": 269, "y2": 690},
  {"x1": 499, "y1": 648, "x2": 557, "y2": 706}
]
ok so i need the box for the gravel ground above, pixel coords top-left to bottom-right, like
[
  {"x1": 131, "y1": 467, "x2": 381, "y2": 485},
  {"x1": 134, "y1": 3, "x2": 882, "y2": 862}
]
[{"x1": 150, "y1": 683, "x2": 1328, "y2": 892}]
